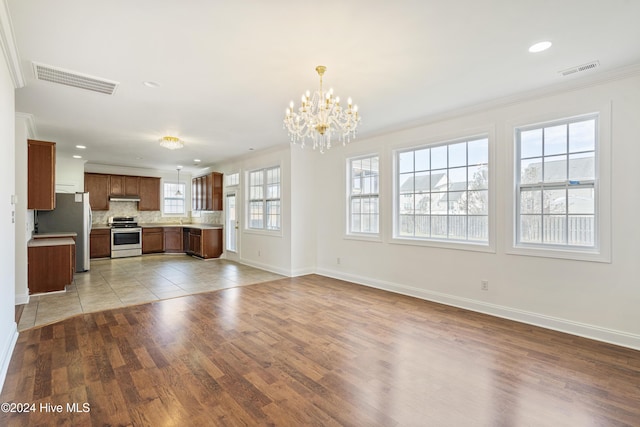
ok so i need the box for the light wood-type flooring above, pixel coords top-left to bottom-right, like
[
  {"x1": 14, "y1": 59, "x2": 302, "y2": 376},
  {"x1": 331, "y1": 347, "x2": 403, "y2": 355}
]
[{"x1": 2, "y1": 274, "x2": 639, "y2": 426}]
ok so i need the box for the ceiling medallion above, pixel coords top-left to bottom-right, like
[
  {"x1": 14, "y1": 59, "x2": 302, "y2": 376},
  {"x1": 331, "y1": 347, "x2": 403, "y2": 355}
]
[{"x1": 284, "y1": 65, "x2": 360, "y2": 153}]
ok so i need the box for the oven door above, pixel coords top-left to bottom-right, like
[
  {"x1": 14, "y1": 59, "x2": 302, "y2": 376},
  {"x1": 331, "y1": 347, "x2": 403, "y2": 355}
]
[{"x1": 111, "y1": 227, "x2": 142, "y2": 257}]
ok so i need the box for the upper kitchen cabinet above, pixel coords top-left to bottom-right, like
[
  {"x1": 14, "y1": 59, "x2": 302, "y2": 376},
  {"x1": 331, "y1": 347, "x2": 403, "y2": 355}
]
[
  {"x1": 84, "y1": 173, "x2": 110, "y2": 210},
  {"x1": 124, "y1": 176, "x2": 140, "y2": 196},
  {"x1": 192, "y1": 172, "x2": 223, "y2": 211},
  {"x1": 110, "y1": 175, "x2": 140, "y2": 196},
  {"x1": 28, "y1": 139, "x2": 56, "y2": 210},
  {"x1": 138, "y1": 177, "x2": 161, "y2": 211}
]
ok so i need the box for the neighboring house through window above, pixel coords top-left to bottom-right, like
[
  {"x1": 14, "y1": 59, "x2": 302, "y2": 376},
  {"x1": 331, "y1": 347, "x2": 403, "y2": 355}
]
[
  {"x1": 348, "y1": 154, "x2": 380, "y2": 235},
  {"x1": 395, "y1": 136, "x2": 490, "y2": 245},
  {"x1": 515, "y1": 115, "x2": 597, "y2": 249}
]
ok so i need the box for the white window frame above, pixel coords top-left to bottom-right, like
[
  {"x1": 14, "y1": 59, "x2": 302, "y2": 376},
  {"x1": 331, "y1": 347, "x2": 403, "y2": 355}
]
[
  {"x1": 507, "y1": 105, "x2": 611, "y2": 263},
  {"x1": 392, "y1": 132, "x2": 494, "y2": 253},
  {"x1": 226, "y1": 172, "x2": 240, "y2": 187},
  {"x1": 346, "y1": 154, "x2": 380, "y2": 239},
  {"x1": 246, "y1": 166, "x2": 281, "y2": 232},
  {"x1": 162, "y1": 181, "x2": 186, "y2": 216}
]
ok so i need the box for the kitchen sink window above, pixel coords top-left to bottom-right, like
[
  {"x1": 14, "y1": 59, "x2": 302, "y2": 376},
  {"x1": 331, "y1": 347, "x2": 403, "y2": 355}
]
[
  {"x1": 247, "y1": 166, "x2": 281, "y2": 231},
  {"x1": 163, "y1": 182, "x2": 186, "y2": 215}
]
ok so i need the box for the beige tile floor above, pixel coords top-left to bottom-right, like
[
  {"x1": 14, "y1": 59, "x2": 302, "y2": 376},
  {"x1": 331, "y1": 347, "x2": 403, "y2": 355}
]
[{"x1": 18, "y1": 255, "x2": 284, "y2": 331}]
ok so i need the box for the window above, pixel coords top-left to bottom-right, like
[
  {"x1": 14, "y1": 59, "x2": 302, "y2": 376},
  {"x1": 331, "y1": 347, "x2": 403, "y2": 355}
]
[
  {"x1": 163, "y1": 182, "x2": 186, "y2": 215},
  {"x1": 516, "y1": 115, "x2": 597, "y2": 249},
  {"x1": 395, "y1": 136, "x2": 489, "y2": 244},
  {"x1": 348, "y1": 155, "x2": 379, "y2": 235},
  {"x1": 247, "y1": 166, "x2": 281, "y2": 231},
  {"x1": 226, "y1": 172, "x2": 239, "y2": 187}
]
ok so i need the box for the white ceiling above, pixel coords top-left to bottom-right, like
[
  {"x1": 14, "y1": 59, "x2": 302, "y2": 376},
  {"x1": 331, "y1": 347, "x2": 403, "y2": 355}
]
[{"x1": 8, "y1": 0, "x2": 640, "y2": 173}]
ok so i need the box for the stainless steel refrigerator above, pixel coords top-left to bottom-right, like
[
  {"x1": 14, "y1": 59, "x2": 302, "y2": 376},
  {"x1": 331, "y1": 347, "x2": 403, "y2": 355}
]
[{"x1": 36, "y1": 192, "x2": 92, "y2": 272}]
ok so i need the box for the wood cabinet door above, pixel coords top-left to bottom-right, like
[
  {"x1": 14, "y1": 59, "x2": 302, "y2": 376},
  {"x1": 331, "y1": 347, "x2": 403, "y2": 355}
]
[
  {"x1": 205, "y1": 174, "x2": 213, "y2": 211},
  {"x1": 84, "y1": 173, "x2": 110, "y2": 210},
  {"x1": 110, "y1": 175, "x2": 124, "y2": 196},
  {"x1": 124, "y1": 176, "x2": 140, "y2": 196},
  {"x1": 142, "y1": 228, "x2": 164, "y2": 254},
  {"x1": 28, "y1": 139, "x2": 56, "y2": 210},
  {"x1": 212, "y1": 172, "x2": 223, "y2": 211},
  {"x1": 202, "y1": 229, "x2": 222, "y2": 258},
  {"x1": 164, "y1": 228, "x2": 183, "y2": 252},
  {"x1": 89, "y1": 230, "x2": 111, "y2": 258},
  {"x1": 139, "y1": 177, "x2": 161, "y2": 211}
]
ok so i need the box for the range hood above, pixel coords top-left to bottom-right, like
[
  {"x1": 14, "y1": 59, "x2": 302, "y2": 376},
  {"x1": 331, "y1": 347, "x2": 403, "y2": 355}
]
[{"x1": 109, "y1": 195, "x2": 141, "y2": 202}]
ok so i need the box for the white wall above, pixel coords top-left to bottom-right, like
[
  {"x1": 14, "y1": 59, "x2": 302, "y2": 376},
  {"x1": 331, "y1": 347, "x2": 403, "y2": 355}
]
[
  {"x1": 215, "y1": 145, "x2": 296, "y2": 276},
  {"x1": 0, "y1": 37, "x2": 18, "y2": 393},
  {"x1": 14, "y1": 114, "x2": 30, "y2": 304},
  {"x1": 315, "y1": 72, "x2": 640, "y2": 350},
  {"x1": 290, "y1": 146, "x2": 316, "y2": 275},
  {"x1": 55, "y1": 155, "x2": 86, "y2": 193}
]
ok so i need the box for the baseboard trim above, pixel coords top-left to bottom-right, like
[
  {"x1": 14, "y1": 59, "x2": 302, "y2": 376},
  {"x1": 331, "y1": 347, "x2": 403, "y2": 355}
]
[
  {"x1": 0, "y1": 322, "x2": 18, "y2": 394},
  {"x1": 317, "y1": 268, "x2": 640, "y2": 352},
  {"x1": 238, "y1": 258, "x2": 292, "y2": 277},
  {"x1": 15, "y1": 293, "x2": 29, "y2": 305}
]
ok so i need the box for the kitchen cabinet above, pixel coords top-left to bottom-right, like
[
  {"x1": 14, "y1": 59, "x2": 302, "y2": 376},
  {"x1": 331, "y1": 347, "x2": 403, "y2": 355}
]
[
  {"x1": 124, "y1": 176, "x2": 140, "y2": 196},
  {"x1": 142, "y1": 227, "x2": 164, "y2": 254},
  {"x1": 28, "y1": 139, "x2": 56, "y2": 210},
  {"x1": 110, "y1": 175, "x2": 140, "y2": 196},
  {"x1": 139, "y1": 177, "x2": 161, "y2": 211},
  {"x1": 164, "y1": 227, "x2": 183, "y2": 253},
  {"x1": 109, "y1": 175, "x2": 124, "y2": 195},
  {"x1": 184, "y1": 227, "x2": 222, "y2": 259},
  {"x1": 192, "y1": 172, "x2": 223, "y2": 211},
  {"x1": 85, "y1": 173, "x2": 110, "y2": 210},
  {"x1": 28, "y1": 238, "x2": 75, "y2": 294},
  {"x1": 90, "y1": 228, "x2": 111, "y2": 258}
]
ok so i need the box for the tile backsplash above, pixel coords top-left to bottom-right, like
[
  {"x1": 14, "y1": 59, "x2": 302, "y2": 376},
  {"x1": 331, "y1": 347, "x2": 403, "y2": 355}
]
[{"x1": 92, "y1": 202, "x2": 222, "y2": 225}]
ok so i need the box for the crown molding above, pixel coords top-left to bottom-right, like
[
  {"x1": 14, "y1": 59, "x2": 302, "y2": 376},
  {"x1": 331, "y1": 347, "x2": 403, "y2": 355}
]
[
  {"x1": 15, "y1": 112, "x2": 36, "y2": 138},
  {"x1": 0, "y1": 0, "x2": 25, "y2": 88}
]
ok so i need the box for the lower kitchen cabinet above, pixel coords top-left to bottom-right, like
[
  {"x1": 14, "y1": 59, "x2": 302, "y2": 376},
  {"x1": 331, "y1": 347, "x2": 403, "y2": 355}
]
[
  {"x1": 28, "y1": 238, "x2": 75, "y2": 294},
  {"x1": 90, "y1": 229, "x2": 111, "y2": 258},
  {"x1": 184, "y1": 227, "x2": 222, "y2": 259},
  {"x1": 142, "y1": 227, "x2": 164, "y2": 254},
  {"x1": 164, "y1": 227, "x2": 183, "y2": 253}
]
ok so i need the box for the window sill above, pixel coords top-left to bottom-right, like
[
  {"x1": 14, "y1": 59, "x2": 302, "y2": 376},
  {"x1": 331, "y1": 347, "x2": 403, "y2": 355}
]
[
  {"x1": 344, "y1": 233, "x2": 383, "y2": 243},
  {"x1": 244, "y1": 228, "x2": 283, "y2": 238},
  {"x1": 390, "y1": 236, "x2": 494, "y2": 253},
  {"x1": 507, "y1": 244, "x2": 610, "y2": 263}
]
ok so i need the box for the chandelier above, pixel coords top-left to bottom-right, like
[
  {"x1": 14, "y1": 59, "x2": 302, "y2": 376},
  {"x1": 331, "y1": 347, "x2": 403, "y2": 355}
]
[
  {"x1": 284, "y1": 65, "x2": 360, "y2": 153},
  {"x1": 159, "y1": 136, "x2": 184, "y2": 150}
]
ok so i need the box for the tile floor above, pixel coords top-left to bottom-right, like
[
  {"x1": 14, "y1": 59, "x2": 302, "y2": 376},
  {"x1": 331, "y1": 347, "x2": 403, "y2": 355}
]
[{"x1": 18, "y1": 255, "x2": 284, "y2": 331}]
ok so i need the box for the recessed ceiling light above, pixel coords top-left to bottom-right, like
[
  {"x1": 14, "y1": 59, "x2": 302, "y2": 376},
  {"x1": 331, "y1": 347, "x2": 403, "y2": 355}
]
[
  {"x1": 75, "y1": 145, "x2": 86, "y2": 149},
  {"x1": 194, "y1": 159, "x2": 201, "y2": 162},
  {"x1": 73, "y1": 155, "x2": 82, "y2": 159},
  {"x1": 529, "y1": 41, "x2": 552, "y2": 53},
  {"x1": 143, "y1": 81, "x2": 160, "y2": 88}
]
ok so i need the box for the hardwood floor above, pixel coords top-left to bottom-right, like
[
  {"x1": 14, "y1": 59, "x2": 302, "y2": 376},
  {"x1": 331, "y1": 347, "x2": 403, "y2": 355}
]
[{"x1": 2, "y1": 275, "x2": 639, "y2": 426}]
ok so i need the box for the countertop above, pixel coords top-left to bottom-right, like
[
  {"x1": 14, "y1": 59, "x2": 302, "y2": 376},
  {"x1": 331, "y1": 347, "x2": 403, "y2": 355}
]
[
  {"x1": 28, "y1": 237, "x2": 76, "y2": 247},
  {"x1": 32, "y1": 231, "x2": 78, "y2": 239},
  {"x1": 92, "y1": 223, "x2": 223, "y2": 230}
]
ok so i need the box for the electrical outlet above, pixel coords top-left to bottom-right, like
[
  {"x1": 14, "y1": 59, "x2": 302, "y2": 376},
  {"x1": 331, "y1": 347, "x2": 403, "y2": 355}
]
[
  {"x1": 481, "y1": 280, "x2": 489, "y2": 291},
  {"x1": 258, "y1": 250, "x2": 261, "y2": 257},
  {"x1": 337, "y1": 257, "x2": 341, "y2": 265}
]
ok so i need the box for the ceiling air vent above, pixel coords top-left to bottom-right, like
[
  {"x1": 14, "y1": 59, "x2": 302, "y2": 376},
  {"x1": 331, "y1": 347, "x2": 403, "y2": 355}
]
[
  {"x1": 32, "y1": 62, "x2": 119, "y2": 95},
  {"x1": 559, "y1": 60, "x2": 600, "y2": 77}
]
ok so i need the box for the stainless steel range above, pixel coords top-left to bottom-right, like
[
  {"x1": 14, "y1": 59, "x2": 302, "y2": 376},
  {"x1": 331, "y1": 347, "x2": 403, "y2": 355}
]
[{"x1": 109, "y1": 216, "x2": 142, "y2": 258}]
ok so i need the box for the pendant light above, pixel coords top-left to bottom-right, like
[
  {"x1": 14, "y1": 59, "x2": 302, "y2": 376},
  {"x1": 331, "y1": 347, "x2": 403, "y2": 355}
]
[{"x1": 176, "y1": 166, "x2": 183, "y2": 196}]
